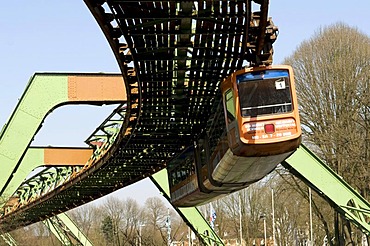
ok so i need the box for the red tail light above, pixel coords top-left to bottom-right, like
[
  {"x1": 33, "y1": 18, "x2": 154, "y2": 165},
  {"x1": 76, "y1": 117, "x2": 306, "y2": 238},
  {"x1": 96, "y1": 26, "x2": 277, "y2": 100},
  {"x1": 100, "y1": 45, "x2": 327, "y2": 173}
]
[{"x1": 264, "y1": 124, "x2": 275, "y2": 134}]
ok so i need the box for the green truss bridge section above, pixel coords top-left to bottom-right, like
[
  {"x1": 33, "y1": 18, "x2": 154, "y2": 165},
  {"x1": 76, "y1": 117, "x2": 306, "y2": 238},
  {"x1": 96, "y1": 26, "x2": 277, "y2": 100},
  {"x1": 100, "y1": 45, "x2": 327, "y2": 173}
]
[
  {"x1": 0, "y1": 73, "x2": 126, "y2": 203},
  {"x1": 1, "y1": 147, "x2": 93, "y2": 212},
  {"x1": 1, "y1": 103, "x2": 126, "y2": 217}
]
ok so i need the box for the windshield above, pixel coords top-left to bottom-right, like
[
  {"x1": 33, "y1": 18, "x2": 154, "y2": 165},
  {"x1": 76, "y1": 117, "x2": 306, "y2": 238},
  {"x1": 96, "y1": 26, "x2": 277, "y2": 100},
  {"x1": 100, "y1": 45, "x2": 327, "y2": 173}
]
[{"x1": 237, "y1": 69, "x2": 293, "y2": 117}]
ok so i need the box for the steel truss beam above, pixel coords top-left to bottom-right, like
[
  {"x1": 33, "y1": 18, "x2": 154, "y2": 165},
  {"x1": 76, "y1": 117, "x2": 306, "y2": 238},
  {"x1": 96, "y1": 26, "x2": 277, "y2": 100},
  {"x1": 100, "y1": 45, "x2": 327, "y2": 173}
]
[
  {"x1": 282, "y1": 144, "x2": 370, "y2": 235},
  {"x1": 2, "y1": 105, "x2": 126, "y2": 217},
  {"x1": 1, "y1": 147, "x2": 92, "y2": 211}
]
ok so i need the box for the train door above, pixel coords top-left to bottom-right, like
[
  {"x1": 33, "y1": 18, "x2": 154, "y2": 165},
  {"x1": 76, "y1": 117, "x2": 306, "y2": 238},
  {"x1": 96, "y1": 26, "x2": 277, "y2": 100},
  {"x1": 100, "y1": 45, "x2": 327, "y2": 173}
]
[
  {"x1": 194, "y1": 136, "x2": 214, "y2": 193},
  {"x1": 223, "y1": 89, "x2": 240, "y2": 150}
]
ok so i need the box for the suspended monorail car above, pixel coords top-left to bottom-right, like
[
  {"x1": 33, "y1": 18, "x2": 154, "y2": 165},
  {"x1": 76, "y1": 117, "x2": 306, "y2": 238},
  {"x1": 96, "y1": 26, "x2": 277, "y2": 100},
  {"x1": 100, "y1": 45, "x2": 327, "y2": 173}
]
[{"x1": 168, "y1": 65, "x2": 302, "y2": 207}]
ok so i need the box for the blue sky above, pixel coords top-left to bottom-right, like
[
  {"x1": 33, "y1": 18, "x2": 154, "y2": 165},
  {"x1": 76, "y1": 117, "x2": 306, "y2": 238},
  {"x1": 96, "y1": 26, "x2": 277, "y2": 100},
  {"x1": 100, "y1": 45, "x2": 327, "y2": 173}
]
[
  {"x1": 1, "y1": 1, "x2": 369, "y2": 205},
  {"x1": 269, "y1": 1, "x2": 370, "y2": 63},
  {"x1": 0, "y1": 1, "x2": 120, "y2": 147}
]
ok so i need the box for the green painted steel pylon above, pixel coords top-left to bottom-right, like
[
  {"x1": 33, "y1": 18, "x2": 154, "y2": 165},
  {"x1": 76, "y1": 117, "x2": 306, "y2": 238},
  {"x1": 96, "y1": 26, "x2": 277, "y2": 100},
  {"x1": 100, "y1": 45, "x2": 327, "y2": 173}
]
[
  {"x1": 282, "y1": 144, "x2": 370, "y2": 235},
  {"x1": 43, "y1": 213, "x2": 94, "y2": 246},
  {"x1": 150, "y1": 169, "x2": 224, "y2": 246},
  {"x1": 0, "y1": 233, "x2": 17, "y2": 246},
  {"x1": 0, "y1": 73, "x2": 125, "y2": 202}
]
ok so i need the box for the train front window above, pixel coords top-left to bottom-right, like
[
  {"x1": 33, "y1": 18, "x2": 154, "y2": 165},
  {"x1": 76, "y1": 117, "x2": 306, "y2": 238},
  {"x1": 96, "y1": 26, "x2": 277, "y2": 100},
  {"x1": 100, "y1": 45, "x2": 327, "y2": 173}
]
[{"x1": 237, "y1": 69, "x2": 293, "y2": 117}]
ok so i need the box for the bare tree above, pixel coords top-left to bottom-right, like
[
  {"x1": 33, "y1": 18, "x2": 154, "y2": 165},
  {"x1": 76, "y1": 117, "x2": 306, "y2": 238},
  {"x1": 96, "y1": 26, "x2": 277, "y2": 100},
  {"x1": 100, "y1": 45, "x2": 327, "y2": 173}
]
[
  {"x1": 68, "y1": 203, "x2": 100, "y2": 239},
  {"x1": 119, "y1": 197, "x2": 141, "y2": 245},
  {"x1": 284, "y1": 22, "x2": 370, "y2": 245},
  {"x1": 168, "y1": 212, "x2": 189, "y2": 243},
  {"x1": 216, "y1": 181, "x2": 275, "y2": 244},
  {"x1": 274, "y1": 169, "x2": 331, "y2": 245},
  {"x1": 142, "y1": 197, "x2": 169, "y2": 245},
  {"x1": 102, "y1": 196, "x2": 126, "y2": 245}
]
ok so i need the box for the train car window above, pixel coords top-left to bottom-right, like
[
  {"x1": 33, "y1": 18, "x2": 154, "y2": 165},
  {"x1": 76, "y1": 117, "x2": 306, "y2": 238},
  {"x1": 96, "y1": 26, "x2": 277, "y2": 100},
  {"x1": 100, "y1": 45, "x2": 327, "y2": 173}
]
[
  {"x1": 224, "y1": 89, "x2": 236, "y2": 122},
  {"x1": 168, "y1": 148, "x2": 196, "y2": 187},
  {"x1": 237, "y1": 70, "x2": 293, "y2": 117}
]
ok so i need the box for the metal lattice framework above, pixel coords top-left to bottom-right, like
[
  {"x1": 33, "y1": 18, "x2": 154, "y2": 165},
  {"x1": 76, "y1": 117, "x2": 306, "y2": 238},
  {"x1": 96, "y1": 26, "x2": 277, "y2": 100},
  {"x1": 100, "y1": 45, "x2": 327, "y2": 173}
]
[{"x1": 0, "y1": 0, "x2": 278, "y2": 231}]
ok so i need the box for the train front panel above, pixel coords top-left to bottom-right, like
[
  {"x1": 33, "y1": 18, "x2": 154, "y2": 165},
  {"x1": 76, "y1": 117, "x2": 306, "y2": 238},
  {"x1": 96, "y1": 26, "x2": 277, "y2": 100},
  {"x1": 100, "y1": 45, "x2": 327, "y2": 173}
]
[{"x1": 221, "y1": 65, "x2": 301, "y2": 156}]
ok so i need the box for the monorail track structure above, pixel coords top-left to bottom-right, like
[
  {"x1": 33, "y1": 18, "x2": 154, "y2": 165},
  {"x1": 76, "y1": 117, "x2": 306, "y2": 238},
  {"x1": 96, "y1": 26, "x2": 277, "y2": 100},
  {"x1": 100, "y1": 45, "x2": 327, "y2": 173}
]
[
  {"x1": 0, "y1": 0, "x2": 278, "y2": 234},
  {"x1": 0, "y1": 0, "x2": 368, "y2": 243}
]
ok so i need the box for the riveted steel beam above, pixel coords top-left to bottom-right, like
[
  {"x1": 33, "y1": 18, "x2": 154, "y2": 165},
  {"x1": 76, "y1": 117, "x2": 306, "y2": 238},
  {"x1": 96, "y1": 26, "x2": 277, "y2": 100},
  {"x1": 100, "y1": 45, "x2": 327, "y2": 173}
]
[{"x1": 282, "y1": 144, "x2": 370, "y2": 235}]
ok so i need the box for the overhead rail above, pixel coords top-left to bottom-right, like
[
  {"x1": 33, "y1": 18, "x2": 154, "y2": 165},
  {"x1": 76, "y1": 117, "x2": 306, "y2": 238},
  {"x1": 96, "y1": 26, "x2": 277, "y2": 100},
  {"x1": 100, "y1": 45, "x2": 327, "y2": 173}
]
[
  {"x1": 0, "y1": 73, "x2": 126, "y2": 230},
  {"x1": 282, "y1": 144, "x2": 370, "y2": 235},
  {"x1": 0, "y1": 0, "x2": 278, "y2": 231}
]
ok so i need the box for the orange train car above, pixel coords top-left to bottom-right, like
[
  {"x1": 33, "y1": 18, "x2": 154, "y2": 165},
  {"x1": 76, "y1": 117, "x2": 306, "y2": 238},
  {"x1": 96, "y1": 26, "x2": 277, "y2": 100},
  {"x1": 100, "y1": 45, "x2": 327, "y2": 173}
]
[{"x1": 168, "y1": 65, "x2": 301, "y2": 207}]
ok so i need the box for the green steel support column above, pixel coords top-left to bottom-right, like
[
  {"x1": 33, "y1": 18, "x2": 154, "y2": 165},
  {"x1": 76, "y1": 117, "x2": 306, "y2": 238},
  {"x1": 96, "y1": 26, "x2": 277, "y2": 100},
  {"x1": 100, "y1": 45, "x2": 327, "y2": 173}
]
[
  {"x1": 43, "y1": 217, "x2": 73, "y2": 246},
  {"x1": 1, "y1": 148, "x2": 44, "y2": 207},
  {"x1": 0, "y1": 233, "x2": 17, "y2": 246},
  {"x1": 0, "y1": 73, "x2": 125, "y2": 201},
  {"x1": 151, "y1": 169, "x2": 224, "y2": 246},
  {"x1": 282, "y1": 144, "x2": 370, "y2": 235},
  {"x1": 1, "y1": 147, "x2": 95, "y2": 245},
  {"x1": 43, "y1": 213, "x2": 93, "y2": 246},
  {"x1": 0, "y1": 74, "x2": 66, "y2": 199},
  {"x1": 1, "y1": 147, "x2": 92, "y2": 209}
]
